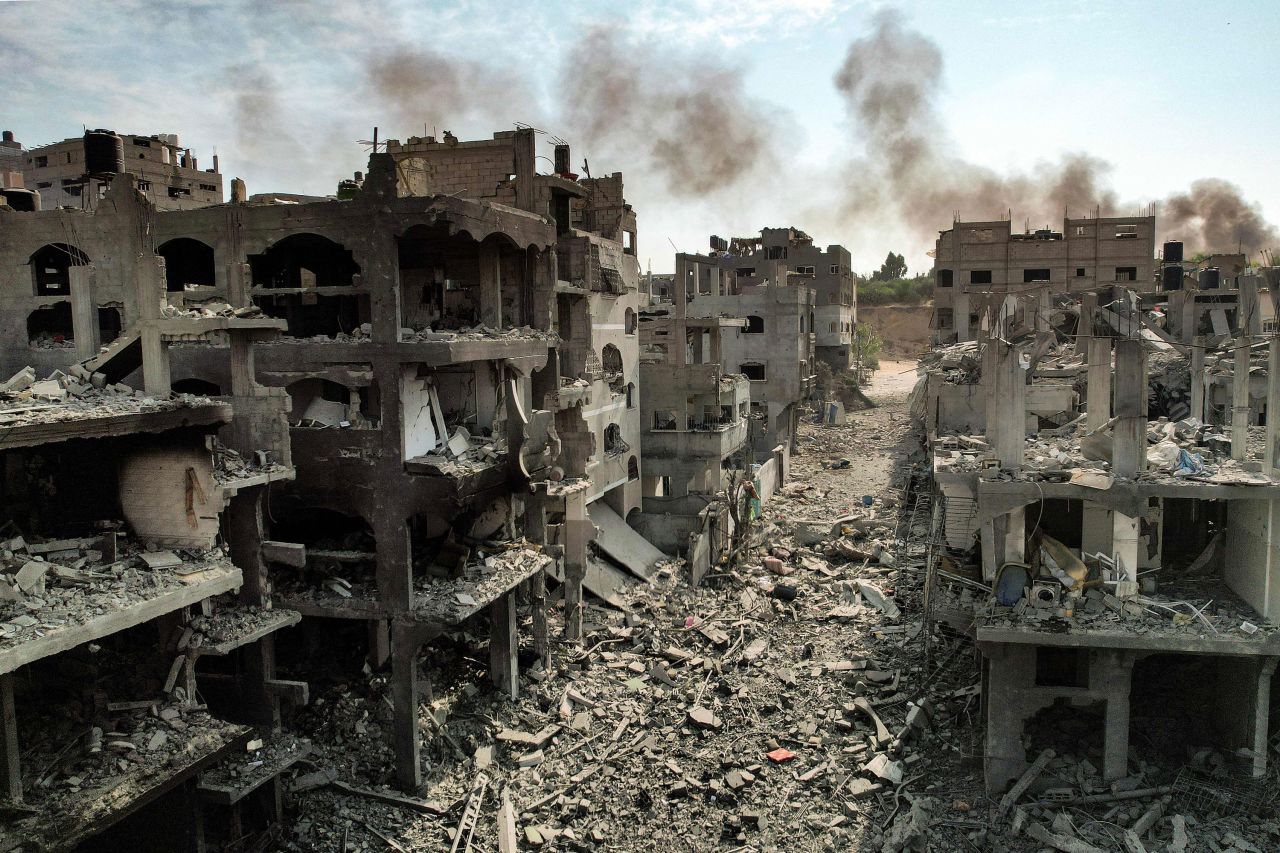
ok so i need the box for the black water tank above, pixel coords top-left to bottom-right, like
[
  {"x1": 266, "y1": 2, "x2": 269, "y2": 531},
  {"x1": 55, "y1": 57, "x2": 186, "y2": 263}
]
[
  {"x1": 1200, "y1": 268, "x2": 1221, "y2": 290},
  {"x1": 1163, "y1": 241, "x2": 1183, "y2": 263},
  {"x1": 1162, "y1": 265, "x2": 1183, "y2": 291},
  {"x1": 83, "y1": 129, "x2": 124, "y2": 175},
  {"x1": 0, "y1": 187, "x2": 39, "y2": 211}
]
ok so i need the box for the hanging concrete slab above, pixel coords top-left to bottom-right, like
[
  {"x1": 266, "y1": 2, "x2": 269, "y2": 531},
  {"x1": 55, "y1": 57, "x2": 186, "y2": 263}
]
[
  {"x1": 587, "y1": 502, "x2": 665, "y2": 581},
  {"x1": 543, "y1": 553, "x2": 636, "y2": 609}
]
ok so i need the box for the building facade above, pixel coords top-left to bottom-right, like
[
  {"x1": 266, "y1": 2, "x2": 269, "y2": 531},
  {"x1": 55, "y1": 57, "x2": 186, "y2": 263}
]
[{"x1": 932, "y1": 215, "x2": 1156, "y2": 343}]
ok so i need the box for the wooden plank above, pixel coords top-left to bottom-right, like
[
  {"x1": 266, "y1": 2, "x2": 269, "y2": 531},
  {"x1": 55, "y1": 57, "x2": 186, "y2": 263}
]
[
  {"x1": 260, "y1": 541, "x2": 306, "y2": 568},
  {"x1": 0, "y1": 565, "x2": 242, "y2": 676}
]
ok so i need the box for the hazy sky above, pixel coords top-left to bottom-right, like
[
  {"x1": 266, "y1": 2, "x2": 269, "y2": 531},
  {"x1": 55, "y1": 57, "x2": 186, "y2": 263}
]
[{"x1": 2, "y1": 0, "x2": 1277, "y2": 273}]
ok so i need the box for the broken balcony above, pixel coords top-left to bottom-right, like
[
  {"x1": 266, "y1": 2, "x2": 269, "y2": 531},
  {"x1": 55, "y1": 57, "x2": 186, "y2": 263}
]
[{"x1": 269, "y1": 510, "x2": 383, "y2": 620}]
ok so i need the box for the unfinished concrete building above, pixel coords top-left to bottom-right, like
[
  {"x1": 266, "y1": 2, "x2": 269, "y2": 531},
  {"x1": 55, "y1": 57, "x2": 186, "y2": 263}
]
[
  {"x1": 17, "y1": 129, "x2": 224, "y2": 211},
  {"x1": 714, "y1": 228, "x2": 856, "y2": 370},
  {"x1": 932, "y1": 214, "x2": 1157, "y2": 344},
  {"x1": 922, "y1": 287, "x2": 1280, "y2": 800}
]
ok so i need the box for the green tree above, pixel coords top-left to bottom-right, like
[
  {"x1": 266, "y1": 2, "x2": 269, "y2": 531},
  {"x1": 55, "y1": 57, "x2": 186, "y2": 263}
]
[
  {"x1": 870, "y1": 251, "x2": 908, "y2": 282},
  {"x1": 851, "y1": 322, "x2": 882, "y2": 385}
]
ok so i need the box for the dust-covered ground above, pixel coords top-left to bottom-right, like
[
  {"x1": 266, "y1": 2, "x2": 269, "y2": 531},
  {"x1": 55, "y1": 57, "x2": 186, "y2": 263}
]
[{"x1": 276, "y1": 362, "x2": 1280, "y2": 853}]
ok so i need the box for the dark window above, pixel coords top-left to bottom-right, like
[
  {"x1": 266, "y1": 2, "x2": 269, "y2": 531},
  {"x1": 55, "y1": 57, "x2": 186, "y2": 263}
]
[
  {"x1": 627, "y1": 455, "x2": 639, "y2": 481},
  {"x1": 937, "y1": 269, "x2": 953, "y2": 287},
  {"x1": 765, "y1": 246, "x2": 787, "y2": 260},
  {"x1": 35, "y1": 181, "x2": 52, "y2": 189},
  {"x1": 1023, "y1": 268, "x2": 1050, "y2": 282},
  {"x1": 741, "y1": 363, "x2": 766, "y2": 381},
  {"x1": 132, "y1": 138, "x2": 151, "y2": 147},
  {"x1": 744, "y1": 315, "x2": 764, "y2": 333},
  {"x1": 829, "y1": 264, "x2": 839, "y2": 275},
  {"x1": 60, "y1": 178, "x2": 78, "y2": 186},
  {"x1": 168, "y1": 186, "x2": 192, "y2": 198},
  {"x1": 937, "y1": 308, "x2": 953, "y2": 329},
  {"x1": 737, "y1": 268, "x2": 755, "y2": 277},
  {"x1": 30, "y1": 243, "x2": 89, "y2": 296},
  {"x1": 1116, "y1": 266, "x2": 1137, "y2": 282},
  {"x1": 1035, "y1": 647, "x2": 1089, "y2": 688},
  {"x1": 33, "y1": 155, "x2": 48, "y2": 168},
  {"x1": 198, "y1": 183, "x2": 217, "y2": 192},
  {"x1": 970, "y1": 270, "x2": 992, "y2": 285},
  {"x1": 1075, "y1": 267, "x2": 1086, "y2": 277}
]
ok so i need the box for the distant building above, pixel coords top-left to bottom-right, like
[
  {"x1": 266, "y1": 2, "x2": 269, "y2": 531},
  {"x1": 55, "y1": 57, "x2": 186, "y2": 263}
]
[
  {"x1": 932, "y1": 214, "x2": 1157, "y2": 343},
  {"x1": 19, "y1": 130, "x2": 223, "y2": 211},
  {"x1": 715, "y1": 228, "x2": 856, "y2": 370}
]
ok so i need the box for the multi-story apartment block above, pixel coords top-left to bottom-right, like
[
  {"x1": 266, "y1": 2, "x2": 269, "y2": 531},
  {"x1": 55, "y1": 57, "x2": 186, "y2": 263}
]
[
  {"x1": 932, "y1": 214, "x2": 1156, "y2": 343},
  {"x1": 18, "y1": 129, "x2": 224, "y2": 211}
]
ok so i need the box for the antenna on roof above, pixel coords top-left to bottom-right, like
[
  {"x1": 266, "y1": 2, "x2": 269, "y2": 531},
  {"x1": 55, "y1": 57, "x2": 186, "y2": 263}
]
[{"x1": 357, "y1": 127, "x2": 386, "y2": 153}]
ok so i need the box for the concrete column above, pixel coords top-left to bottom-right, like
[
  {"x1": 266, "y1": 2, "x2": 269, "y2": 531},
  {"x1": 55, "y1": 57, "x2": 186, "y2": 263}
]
[
  {"x1": 69, "y1": 265, "x2": 99, "y2": 360},
  {"x1": 479, "y1": 241, "x2": 502, "y2": 329},
  {"x1": 1077, "y1": 292, "x2": 1097, "y2": 358},
  {"x1": 1233, "y1": 337, "x2": 1252, "y2": 461},
  {"x1": 1240, "y1": 274, "x2": 1261, "y2": 336},
  {"x1": 390, "y1": 625, "x2": 421, "y2": 791},
  {"x1": 1267, "y1": 339, "x2": 1280, "y2": 475},
  {"x1": 489, "y1": 591, "x2": 518, "y2": 700},
  {"x1": 228, "y1": 330, "x2": 256, "y2": 397},
  {"x1": 1112, "y1": 511, "x2": 1140, "y2": 585},
  {"x1": 140, "y1": 326, "x2": 170, "y2": 395},
  {"x1": 562, "y1": 490, "x2": 589, "y2": 641},
  {"x1": 1181, "y1": 294, "x2": 1198, "y2": 345},
  {"x1": 373, "y1": 513, "x2": 413, "y2": 615},
  {"x1": 1112, "y1": 338, "x2": 1146, "y2": 478},
  {"x1": 982, "y1": 645, "x2": 1032, "y2": 791},
  {"x1": 1100, "y1": 652, "x2": 1135, "y2": 782},
  {"x1": 0, "y1": 674, "x2": 19, "y2": 803},
  {"x1": 985, "y1": 339, "x2": 1026, "y2": 469},
  {"x1": 226, "y1": 261, "x2": 251, "y2": 308},
  {"x1": 530, "y1": 570, "x2": 549, "y2": 669},
  {"x1": 1000, "y1": 508, "x2": 1026, "y2": 565},
  {"x1": 1251, "y1": 658, "x2": 1279, "y2": 778},
  {"x1": 1191, "y1": 336, "x2": 1206, "y2": 423},
  {"x1": 1086, "y1": 337, "x2": 1112, "y2": 431}
]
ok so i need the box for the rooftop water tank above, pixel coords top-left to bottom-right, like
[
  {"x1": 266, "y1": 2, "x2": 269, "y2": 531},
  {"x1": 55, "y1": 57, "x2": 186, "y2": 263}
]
[
  {"x1": 83, "y1": 130, "x2": 124, "y2": 176},
  {"x1": 1199, "y1": 268, "x2": 1221, "y2": 290},
  {"x1": 1161, "y1": 265, "x2": 1183, "y2": 291},
  {"x1": 1163, "y1": 241, "x2": 1183, "y2": 264}
]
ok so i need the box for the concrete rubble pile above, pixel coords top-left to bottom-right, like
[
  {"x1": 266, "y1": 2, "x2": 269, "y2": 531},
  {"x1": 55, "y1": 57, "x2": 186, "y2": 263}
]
[{"x1": 0, "y1": 363, "x2": 213, "y2": 422}]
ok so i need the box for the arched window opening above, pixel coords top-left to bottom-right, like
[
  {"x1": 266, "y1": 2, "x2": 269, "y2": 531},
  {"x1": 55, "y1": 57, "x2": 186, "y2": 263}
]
[
  {"x1": 157, "y1": 238, "x2": 215, "y2": 293},
  {"x1": 30, "y1": 244, "x2": 89, "y2": 296},
  {"x1": 627, "y1": 455, "x2": 639, "y2": 481},
  {"x1": 604, "y1": 423, "x2": 628, "y2": 457},
  {"x1": 625, "y1": 382, "x2": 635, "y2": 409},
  {"x1": 251, "y1": 234, "x2": 365, "y2": 338},
  {"x1": 172, "y1": 378, "x2": 222, "y2": 397},
  {"x1": 601, "y1": 344, "x2": 624, "y2": 393},
  {"x1": 744, "y1": 315, "x2": 764, "y2": 334},
  {"x1": 624, "y1": 308, "x2": 636, "y2": 335}
]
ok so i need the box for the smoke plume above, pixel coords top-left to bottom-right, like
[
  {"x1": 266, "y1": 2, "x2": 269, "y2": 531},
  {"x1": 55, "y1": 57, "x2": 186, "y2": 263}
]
[
  {"x1": 559, "y1": 28, "x2": 777, "y2": 196},
  {"x1": 365, "y1": 45, "x2": 532, "y2": 137},
  {"x1": 1162, "y1": 178, "x2": 1278, "y2": 254},
  {"x1": 832, "y1": 10, "x2": 1274, "y2": 255}
]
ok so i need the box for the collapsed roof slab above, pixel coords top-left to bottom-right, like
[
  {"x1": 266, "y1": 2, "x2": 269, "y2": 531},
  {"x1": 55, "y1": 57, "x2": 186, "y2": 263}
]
[{"x1": 0, "y1": 559, "x2": 242, "y2": 676}]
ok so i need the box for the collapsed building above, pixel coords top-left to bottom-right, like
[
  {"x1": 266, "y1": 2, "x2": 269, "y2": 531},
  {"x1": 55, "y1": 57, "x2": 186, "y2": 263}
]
[
  {"x1": 712, "y1": 228, "x2": 857, "y2": 370},
  {"x1": 916, "y1": 274, "x2": 1280, "y2": 801},
  {"x1": 931, "y1": 213, "x2": 1157, "y2": 344},
  {"x1": 0, "y1": 123, "x2": 725, "y2": 847}
]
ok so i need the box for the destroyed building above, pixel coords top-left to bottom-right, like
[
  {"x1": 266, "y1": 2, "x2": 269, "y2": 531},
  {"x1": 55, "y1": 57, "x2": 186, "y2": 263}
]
[
  {"x1": 656, "y1": 251, "x2": 816, "y2": 463},
  {"x1": 635, "y1": 259, "x2": 755, "y2": 583},
  {"x1": 713, "y1": 228, "x2": 857, "y2": 370},
  {"x1": 0, "y1": 120, "x2": 700, "y2": 847},
  {"x1": 918, "y1": 284, "x2": 1280, "y2": 801},
  {"x1": 931, "y1": 214, "x2": 1157, "y2": 344},
  {"x1": 17, "y1": 129, "x2": 224, "y2": 211}
]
